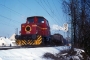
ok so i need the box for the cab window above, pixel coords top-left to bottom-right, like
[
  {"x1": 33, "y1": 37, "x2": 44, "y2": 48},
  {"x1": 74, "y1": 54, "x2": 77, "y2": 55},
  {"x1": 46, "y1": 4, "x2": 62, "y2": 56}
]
[
  {"x1": 27, "y1": 17, "x2": 34, "y2": 23},
  {"x1": 38, "y1": 17, "x2": 44, "y2": 23}
]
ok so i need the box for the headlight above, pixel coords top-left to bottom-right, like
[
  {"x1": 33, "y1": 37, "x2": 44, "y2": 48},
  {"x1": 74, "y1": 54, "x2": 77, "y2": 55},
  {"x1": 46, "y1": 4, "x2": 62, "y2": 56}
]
[
  {"x1": 26, "y1": 26, "x2": 30, "y2": 31},
  {"x1": 25, "y1": 25, "x2": 31, "y2": 32}
]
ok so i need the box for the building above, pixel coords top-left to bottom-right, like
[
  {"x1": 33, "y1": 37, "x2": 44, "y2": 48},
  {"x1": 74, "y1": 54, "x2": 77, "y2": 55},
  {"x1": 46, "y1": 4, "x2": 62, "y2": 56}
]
[
  {"x1": 0, "y1": 37, "x2": 7, "y2": 46},
  {"x1": 9, "y1": 33, "x2": 17, "y2": 46},
  {"x1": 0, "y1": 37, "x2": 14, "y2": 46}
]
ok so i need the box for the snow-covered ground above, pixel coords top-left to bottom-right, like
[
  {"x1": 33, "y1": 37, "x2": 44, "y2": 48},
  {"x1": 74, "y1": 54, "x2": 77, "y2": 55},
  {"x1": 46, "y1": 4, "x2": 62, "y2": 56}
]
[{"x1": 0, "y1": 46, "x2": 70, "y2": 60}]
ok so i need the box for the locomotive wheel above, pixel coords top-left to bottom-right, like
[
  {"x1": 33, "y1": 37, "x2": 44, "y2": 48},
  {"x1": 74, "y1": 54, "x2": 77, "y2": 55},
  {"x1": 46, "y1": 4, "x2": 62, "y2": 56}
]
[{"x1": 15, "y1": 35, "x2": 42, "y2": 46}]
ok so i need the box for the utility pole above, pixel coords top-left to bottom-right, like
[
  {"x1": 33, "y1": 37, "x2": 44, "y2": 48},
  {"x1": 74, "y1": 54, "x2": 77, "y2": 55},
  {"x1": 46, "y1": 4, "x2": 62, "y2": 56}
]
[{"x1": 15, "y1": 28, "x2": 18, "y2": 35}]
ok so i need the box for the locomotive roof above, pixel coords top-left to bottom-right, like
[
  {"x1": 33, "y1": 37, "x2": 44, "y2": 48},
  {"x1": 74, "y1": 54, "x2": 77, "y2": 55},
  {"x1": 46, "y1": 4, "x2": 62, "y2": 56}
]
[{"x1": 27, "y1": 16, "x2": 45, "y2": 19}]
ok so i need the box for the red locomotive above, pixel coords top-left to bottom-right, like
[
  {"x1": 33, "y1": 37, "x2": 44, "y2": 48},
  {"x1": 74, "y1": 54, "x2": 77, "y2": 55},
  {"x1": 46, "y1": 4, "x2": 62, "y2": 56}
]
[
  {"x1": 15, "y1": 16, "x2": 51, "y2": 46},
  {"x1": 15, "y1": 16, "x2": 64, "y2": 46}
]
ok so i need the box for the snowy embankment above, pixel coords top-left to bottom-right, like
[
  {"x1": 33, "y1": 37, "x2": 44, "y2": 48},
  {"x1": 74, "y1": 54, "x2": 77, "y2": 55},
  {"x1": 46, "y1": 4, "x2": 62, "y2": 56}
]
[{"x1": 0, "y1": 46, "x2": 70, "y2": 60}]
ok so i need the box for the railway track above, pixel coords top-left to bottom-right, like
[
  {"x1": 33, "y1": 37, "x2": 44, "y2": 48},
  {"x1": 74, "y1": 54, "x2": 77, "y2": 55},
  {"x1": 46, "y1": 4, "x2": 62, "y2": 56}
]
[{"x1": 0, "y1": 45, "x2": 62, "y2": 50}]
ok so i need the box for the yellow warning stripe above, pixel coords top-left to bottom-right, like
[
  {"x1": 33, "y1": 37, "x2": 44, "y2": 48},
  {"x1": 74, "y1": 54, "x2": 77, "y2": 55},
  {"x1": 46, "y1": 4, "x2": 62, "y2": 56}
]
[
  {"x1": 37, "y1": 26, "x2": 47, "y2": 30},
  {"x1": 16, "y1": 35, "x2": 42, "y2": 46}
]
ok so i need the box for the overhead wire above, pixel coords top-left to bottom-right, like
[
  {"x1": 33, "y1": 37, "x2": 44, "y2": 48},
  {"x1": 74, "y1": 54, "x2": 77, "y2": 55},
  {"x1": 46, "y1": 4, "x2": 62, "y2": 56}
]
[
  {"x1": 36, "y1": 0, "x2": 62, "y2": 33},
  {"x1": 0, "y1": 14, "x2": 20, "y2": 24},
  {"x1": 44, "y1": 0, "x2": 61, "y2": 25},
  {"x1": 0, "y1": 3, "x2": 24, "y2": 23},
  {"x1": 41, "y1": 0, "x2": 66, "y2": 33},
  {"x1": 0, "y1": 0, "x2": 64, "y2": 29},
  {"x1": 36, "y1": 0, "x2": 53, "y2": 17},
  {"x1": 43, "y1": 0, "x2": 54, "y2": 15},
  {"x1": 18, "y1": 0, "x2": 38, "y2": 15},
  {"x1": 0, "y1": 22, "x2": 16, "y2": 27},
  {"x1": 52, "y1": 0, "x2": 64, "y2": 23},
  {"x1": 36, "y1": 0, "x2": 59, "y2": 25},
  {"x1": 0, "y1": 4, "x2": 24, "y2": 17},
  {"x1": 19, "y1": 0, "x2": 59, "y2": 25},
  {"x1": 58, "y1": 0, "x2": 68, "y2": 23},
  {"x1": 40, "y1": 0, "x2": 59, "y2": 24},
  {"x1": 0, "y1": 3, "x2": 27, "y2": 28},
  {"x1": 0, "y1": 14, "x2": 19, "y2": 27},
  {"x1": 0, "y1": 1, "x2": 24, "y2": 36}
]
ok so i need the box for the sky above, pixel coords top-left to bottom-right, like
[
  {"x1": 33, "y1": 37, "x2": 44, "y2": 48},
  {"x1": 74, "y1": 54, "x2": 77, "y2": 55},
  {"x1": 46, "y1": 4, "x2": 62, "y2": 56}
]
[{"x1": 0, "y1": 0, "x2": 68, "y2": 38}]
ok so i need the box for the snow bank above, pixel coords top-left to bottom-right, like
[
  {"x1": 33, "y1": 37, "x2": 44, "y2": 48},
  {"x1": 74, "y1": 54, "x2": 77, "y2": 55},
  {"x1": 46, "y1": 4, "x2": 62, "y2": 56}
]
[{"x1": 0, "y1": 46, "x2": 70, "y2": 60}]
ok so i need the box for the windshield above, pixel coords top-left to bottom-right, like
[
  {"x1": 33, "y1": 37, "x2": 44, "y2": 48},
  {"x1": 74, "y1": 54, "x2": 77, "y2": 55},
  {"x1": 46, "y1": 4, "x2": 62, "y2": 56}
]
[
  {"x1": 27, "y1": 17, "x2": 34, "y2": 23},
  {"x1": 38, "y1": 17, "x2": 44, "y2": 23}
]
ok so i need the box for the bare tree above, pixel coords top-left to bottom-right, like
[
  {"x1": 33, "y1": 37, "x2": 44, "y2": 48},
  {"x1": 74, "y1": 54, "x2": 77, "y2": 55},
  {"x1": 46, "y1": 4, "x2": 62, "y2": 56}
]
[{"x1": 62, "y1": 0, "x2": 90, "y2": 56}]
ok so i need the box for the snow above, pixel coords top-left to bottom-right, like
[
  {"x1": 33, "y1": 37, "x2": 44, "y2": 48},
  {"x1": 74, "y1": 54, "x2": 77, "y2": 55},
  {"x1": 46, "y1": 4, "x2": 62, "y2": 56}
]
[
  {"x1": 0, "y1": 46, "x2": 70, "y2": 60},
  {"x1": 0, "y1": 37, "x2": 7, "y2": 46},
  {"x1": 73, "y1": 48, "x2": 85, "y2": 59},
  {"x1": 9, "y1": 33, "x2": 16, "y2": 40},
  {"x1": 0, "y1": 37, "x2": 15, "y2": 46},
  {"x1": 65, "y1": 48, "x2": 86, "y2": 60}
]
